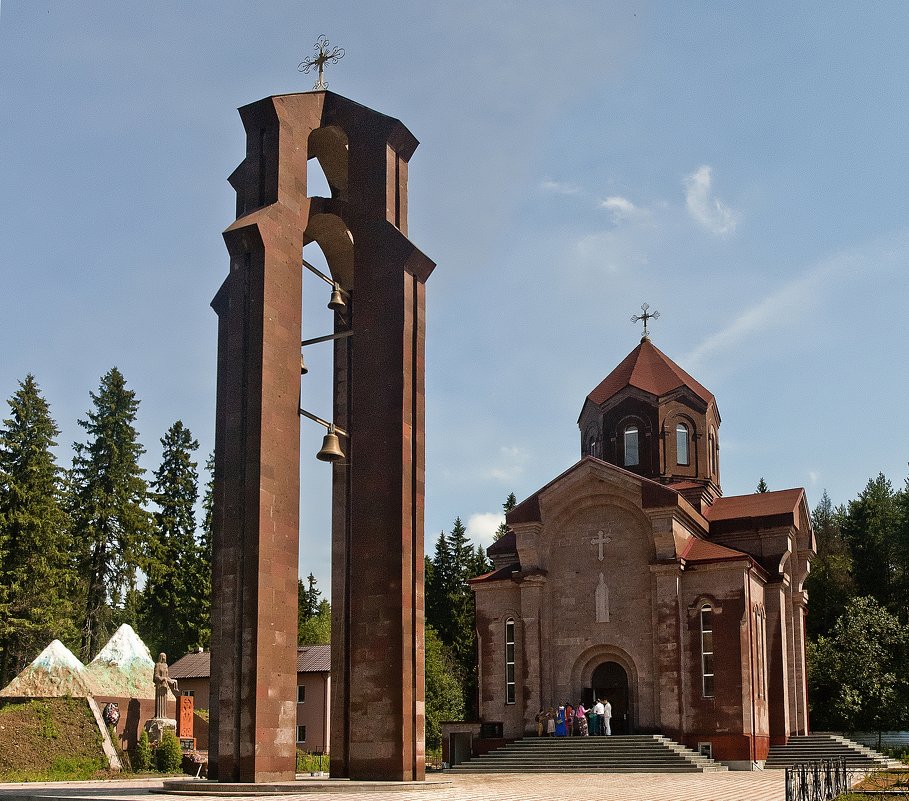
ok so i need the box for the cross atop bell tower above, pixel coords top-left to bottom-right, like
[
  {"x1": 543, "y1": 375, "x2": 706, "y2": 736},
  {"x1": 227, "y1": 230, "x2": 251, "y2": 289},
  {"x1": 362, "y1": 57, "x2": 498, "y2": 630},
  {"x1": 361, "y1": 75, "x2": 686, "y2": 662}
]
[{"x1": 630, "y1": 302, "x2": 660, "y2": 341}]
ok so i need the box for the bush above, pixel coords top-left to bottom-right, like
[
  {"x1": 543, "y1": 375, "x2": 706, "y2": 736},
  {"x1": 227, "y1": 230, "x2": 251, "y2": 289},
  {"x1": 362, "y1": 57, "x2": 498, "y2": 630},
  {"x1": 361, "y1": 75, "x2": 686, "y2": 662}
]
[
  {"x1": 134, "y1": 730, "x2": 152, "y2": 771},
  {"x1": 295, "y1": 750, "x2": 327, "y2": 773},
  {"x1": 156, "y1": 729, "x2": 183, "y2": 773}
]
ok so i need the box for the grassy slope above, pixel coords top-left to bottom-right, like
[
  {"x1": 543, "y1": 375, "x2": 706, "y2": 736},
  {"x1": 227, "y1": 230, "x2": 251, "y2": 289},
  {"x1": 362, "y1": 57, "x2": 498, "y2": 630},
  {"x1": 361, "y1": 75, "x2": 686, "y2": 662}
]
[{"x1": 0, "y1": 698, "x2": 107, "y2": 781}]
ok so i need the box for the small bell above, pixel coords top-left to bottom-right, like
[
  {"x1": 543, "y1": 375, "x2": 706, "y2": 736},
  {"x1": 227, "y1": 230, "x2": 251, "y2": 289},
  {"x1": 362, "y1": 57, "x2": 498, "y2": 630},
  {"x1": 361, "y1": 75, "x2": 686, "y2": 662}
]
[
  {"x1": 300, "y1": 353, "x2": 309, "y2": 375},
  {"x1": 327, "y1": 283, "x2": 346, "y2": 311},
  {"x1": 316, "y1": 426, "x2": 344, "y2": 462}
]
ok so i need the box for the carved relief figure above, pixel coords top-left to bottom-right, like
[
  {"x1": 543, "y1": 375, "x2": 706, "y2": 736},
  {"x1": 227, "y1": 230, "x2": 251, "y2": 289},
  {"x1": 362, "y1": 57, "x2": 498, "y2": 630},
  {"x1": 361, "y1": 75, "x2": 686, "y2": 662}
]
[{"x1": 595, "y1": 572, "x2": 610, "y2": 623}]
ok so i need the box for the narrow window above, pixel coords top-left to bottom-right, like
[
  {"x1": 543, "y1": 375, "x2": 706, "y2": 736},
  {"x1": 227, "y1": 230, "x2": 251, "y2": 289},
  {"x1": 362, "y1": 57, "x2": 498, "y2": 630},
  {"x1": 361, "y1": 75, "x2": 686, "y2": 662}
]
[
  {"x1": 505, "y1": 618, "x2": 516, "y2": 704},
  {"x1": 624, "y1": 426, "x2": 639, "y2": 466},
  {"x1": 760, "y1": 610, "x2": 768, "y2": 699},
  {"x1": 676, "y1": 423, "x2": 690, "y2": 466},
  {"x1": 297, "y1": 685, "x2": 306, "y2": 703},
  {"x1": 588, "y1": 434, "x2": 599, "y2": 458},
  {"x1": 296, "y1": 725, "x2": 306, "y2": 743},
  {"x1": 700, "y1": 605, "x2": 715, "y2": 697}
]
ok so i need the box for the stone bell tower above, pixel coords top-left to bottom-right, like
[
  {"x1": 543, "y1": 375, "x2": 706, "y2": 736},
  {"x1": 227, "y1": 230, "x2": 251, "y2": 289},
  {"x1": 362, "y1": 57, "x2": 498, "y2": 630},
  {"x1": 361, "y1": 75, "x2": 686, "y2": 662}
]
[{"x1": 209, "y1": 90, "x2": 434, "y2": 782}]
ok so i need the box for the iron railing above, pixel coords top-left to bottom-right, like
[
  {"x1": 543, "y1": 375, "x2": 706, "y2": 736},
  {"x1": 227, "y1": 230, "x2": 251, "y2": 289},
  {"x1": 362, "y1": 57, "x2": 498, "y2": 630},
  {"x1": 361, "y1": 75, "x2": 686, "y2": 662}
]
[{"x1": 785, "y1": 758, "x2": 848, "y2": 801}]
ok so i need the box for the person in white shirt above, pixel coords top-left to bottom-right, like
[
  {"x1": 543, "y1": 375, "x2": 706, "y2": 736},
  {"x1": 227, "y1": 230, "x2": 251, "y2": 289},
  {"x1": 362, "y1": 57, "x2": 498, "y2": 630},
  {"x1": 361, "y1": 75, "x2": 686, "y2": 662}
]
[
  {"x1": 593, "y1": 699, "x2": 606, "y2": 736},
  {"x1": 604, "y1": 698, "x2": 613, "y2": 735}
]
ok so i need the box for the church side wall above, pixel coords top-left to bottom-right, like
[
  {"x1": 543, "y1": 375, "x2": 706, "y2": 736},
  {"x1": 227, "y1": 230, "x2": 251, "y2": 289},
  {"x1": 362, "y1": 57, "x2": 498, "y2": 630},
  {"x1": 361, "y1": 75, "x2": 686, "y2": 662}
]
[{"x1": 474, "y1": 582, "x2": 526, "y2": 738}]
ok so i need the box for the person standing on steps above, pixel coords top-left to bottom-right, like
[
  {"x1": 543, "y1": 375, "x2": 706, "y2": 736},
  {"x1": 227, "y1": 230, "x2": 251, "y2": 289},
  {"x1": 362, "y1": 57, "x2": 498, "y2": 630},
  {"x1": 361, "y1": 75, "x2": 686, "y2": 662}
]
[
  {"x1": 594, "y1": 698, "x2": 606, "y2": 736},
  {"x1": 604, "y1": 697, "x2": 613, "y2": 735}
]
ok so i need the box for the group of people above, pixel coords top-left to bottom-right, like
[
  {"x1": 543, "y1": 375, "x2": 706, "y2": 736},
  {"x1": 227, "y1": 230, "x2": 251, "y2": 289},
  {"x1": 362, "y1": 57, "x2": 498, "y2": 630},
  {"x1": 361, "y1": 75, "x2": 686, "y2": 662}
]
[{"x1": 536, "y1": 699, "x2": 613, "y2": 737}]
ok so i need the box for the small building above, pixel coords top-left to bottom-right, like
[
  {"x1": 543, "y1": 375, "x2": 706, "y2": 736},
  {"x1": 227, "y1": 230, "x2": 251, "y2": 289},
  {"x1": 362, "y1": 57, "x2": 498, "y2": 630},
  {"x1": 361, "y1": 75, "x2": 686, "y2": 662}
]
[
  {"x1": 470, "y1": 336, "x2": 814, "y2": 769},
  {"x1": 169, "y1": 644, "x2": 331, "y2": 753}
]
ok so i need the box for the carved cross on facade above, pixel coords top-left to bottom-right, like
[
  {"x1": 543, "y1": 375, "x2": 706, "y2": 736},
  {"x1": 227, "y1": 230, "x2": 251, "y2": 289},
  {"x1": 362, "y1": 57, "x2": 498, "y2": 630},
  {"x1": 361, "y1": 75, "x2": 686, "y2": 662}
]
[
  {"x1": 590, "y1": 528, "x2": 612, "y2": 561},
  {"x1": 631, "y1": 302, "x2": 660, "y2": 341},
  {"x1": 298, "y1": 35, "x2": 345, "y2": 91}
]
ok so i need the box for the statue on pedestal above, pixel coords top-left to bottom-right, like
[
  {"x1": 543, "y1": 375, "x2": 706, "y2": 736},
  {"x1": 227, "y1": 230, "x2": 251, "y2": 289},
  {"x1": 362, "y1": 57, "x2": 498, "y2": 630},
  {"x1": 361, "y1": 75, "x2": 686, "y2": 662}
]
[{"x1": 146, "y1": 652, "x2": 179, "y2": 745}]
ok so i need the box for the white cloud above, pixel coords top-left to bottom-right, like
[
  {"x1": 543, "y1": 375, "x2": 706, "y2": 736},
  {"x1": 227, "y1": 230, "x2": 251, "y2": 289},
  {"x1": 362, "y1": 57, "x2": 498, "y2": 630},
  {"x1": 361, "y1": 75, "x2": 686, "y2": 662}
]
[
  {"x1": 466, "y1": 512, "x2": 504, "y2": 551},
  {"x1": 684, "y1": 165, "x2": 740, "y2": 235},
  {"x1": 599, "y1": 195, "x2": 650, "y2": 224},
  {"x1": 540, "y1": 179, "x2": 580, "y2": 195},
  {"x1": 483, "y1": 445, "x2": 529, "y2": 482},
  {"x1": 808, "y1": 471, "x2": 820, "y2": 486}
]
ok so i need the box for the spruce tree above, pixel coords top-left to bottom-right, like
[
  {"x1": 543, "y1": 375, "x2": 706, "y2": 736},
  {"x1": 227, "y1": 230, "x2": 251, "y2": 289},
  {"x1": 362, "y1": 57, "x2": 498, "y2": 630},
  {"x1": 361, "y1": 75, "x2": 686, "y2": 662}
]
[
  {"x1": 756, "y1": 478, "x2": 768, "y2": 493},
  {"x1": 493, "y1": 492, "x2": 517, "y2": 541},
  {"x1": 805, "y1": 491, "x2": 854, "y2": 638},
  {"x1": 70, "y1": 368, "x2": 151, "y2": 660},
  {"x1": 141, "y1": 421, "x2": 202, "y2": 658},
  {"x1": 0, "y1": 376, "x2": 76, "y2": 684}
]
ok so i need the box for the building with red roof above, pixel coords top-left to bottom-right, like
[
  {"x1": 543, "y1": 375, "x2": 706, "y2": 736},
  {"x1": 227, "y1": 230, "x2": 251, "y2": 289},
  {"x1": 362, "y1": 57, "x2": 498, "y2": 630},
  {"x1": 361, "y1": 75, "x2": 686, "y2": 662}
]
[{"x1": 470, "y1": 333, "x2": 814, "y2": 769}]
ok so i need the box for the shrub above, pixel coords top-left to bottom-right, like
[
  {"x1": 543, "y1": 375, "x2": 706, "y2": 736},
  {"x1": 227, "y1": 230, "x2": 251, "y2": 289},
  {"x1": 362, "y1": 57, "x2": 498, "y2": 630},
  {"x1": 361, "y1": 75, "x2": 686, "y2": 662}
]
[
  {"x1": 156, "y1": 729, "x2": 183, "y2": 773},
  {"x1": 134, "y1": 730, "x2": 153, "y2": 771}
]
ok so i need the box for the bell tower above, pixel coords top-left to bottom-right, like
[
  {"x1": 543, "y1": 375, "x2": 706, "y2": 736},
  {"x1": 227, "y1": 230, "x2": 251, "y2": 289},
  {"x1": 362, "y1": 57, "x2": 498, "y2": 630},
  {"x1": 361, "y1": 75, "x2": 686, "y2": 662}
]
[{"x1": 209, "y1": 90, "x2": 434, "y2": 782}]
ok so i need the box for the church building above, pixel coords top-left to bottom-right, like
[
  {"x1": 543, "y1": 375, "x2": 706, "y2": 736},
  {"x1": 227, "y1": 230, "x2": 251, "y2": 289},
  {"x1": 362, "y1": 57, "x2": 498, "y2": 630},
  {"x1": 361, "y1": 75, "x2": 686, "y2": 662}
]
[{"x1": 470, "y1": 330, "x2": 814, "y2": 769}]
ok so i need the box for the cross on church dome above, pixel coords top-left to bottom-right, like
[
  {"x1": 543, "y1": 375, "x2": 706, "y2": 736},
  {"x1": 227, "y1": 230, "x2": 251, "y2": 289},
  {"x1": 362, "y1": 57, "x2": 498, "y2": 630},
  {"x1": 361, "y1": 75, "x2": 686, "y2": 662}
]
[
  {"x1": 631, "y1": 302, "x2": 660, "y2": 341},
  {"x1": 298, "y1": 35, "x2": 345, "y2": 91}
]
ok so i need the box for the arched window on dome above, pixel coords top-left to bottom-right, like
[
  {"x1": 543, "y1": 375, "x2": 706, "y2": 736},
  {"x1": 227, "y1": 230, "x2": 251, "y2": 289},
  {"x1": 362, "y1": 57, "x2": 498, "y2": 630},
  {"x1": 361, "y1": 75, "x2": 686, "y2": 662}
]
[
  {"x1": 676, "y1": 423, "x2": 690, "y2": 466},
  {"x1": 708, "y1": 432, "x2": 715, "y2": 475},
  {"x1": 624, "y1": 425, "x2": 639, "y2": 467}
]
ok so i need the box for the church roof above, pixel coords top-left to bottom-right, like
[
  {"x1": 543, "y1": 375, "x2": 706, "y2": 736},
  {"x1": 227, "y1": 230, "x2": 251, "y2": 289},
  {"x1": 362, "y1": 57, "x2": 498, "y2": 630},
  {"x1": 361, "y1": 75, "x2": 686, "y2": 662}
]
[
  {"x1": 586, "y1": 339, "x2": 715, "y2": 407},
  {"x1": 679, "y1": 537, "x2": 749, "y2": 564},
  {"x1": 706, "y1": 488, "x2": 804, "y2": 523}
]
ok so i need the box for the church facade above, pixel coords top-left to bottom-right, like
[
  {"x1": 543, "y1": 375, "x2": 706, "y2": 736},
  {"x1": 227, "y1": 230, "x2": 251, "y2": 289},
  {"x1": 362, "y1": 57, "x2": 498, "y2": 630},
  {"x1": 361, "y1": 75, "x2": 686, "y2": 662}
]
[{"x1": 470, "y1": 336, "x2": 814, "y2": 768}]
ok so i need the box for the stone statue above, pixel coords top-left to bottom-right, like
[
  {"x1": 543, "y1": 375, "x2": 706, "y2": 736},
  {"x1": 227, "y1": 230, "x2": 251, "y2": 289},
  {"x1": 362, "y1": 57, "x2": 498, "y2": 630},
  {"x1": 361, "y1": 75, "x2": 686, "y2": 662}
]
[
  {"x1": 595, "y1": 572, "x2": 610, "y2": 623},
  {"x1": 153, "y1": 652, "x2": 179, "y2": 720}
]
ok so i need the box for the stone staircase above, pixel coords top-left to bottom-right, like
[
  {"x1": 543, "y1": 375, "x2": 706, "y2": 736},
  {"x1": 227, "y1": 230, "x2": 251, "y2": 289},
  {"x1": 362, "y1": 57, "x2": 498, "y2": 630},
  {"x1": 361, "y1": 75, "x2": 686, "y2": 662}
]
[
  {"x1": 448, "y1": 735, "x2": 728, "y2": 773},
  {"x1": 765, "y1": 733, "x2": 903, "y2": 770}
]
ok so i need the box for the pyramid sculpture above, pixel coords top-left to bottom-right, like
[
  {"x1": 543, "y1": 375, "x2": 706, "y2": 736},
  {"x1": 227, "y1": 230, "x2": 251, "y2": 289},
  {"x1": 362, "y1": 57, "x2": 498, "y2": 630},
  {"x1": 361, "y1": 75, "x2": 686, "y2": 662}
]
[
  {"x1": 0, "y1": 640, "x2": 95, "y2": 697},
  {"x1": 85, "y1": 624, "x2": 155, "y2": 699}
]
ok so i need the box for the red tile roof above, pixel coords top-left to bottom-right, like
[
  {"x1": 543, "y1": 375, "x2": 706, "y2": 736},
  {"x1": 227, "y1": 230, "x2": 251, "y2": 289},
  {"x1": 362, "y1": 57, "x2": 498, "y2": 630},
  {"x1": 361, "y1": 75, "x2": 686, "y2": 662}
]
[
  {"x1": 468, "y1": 564, "x2": 518, "y2": 584},
  {"x1": 169, "y1": 645, "x2": 330, "y2": 680},
  {"x1": 680, "y1": 537, "x2": 749, "y2": 563},
  {"x1": 706, "y1": 488, "x2": 804, "y2": 522},
  {"x1": 587, "y1": 339, "x2": 715, "y2": 407}
]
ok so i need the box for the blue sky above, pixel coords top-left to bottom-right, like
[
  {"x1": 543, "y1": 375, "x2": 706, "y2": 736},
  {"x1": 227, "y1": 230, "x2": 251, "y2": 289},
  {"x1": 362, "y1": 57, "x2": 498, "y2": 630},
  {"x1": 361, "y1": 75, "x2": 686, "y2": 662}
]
[{"x1": 2, "y1": 2, "x2": 908, "y2": 594}]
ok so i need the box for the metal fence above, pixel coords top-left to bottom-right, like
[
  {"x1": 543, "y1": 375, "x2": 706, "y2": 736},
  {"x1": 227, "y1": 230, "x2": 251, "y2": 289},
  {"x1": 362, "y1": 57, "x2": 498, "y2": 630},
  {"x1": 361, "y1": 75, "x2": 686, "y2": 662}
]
[{"x1": 785, "y1": 758, "x2": 848, "y2": 801}]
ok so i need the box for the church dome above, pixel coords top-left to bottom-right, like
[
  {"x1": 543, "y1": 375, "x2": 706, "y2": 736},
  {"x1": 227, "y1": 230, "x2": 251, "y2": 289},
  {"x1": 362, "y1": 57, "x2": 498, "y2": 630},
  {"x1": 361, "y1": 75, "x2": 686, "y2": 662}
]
[{"x1": 579, "y1": 338, "x2": 722, "y2": 508}]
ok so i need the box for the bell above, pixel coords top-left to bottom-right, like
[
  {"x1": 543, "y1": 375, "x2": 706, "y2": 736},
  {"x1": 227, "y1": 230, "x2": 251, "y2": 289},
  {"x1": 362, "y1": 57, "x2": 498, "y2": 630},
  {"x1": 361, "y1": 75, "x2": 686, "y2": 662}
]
[
  {"x1": 327, "y1": 283, "x2": 346, "y2": 311},
  {"x1": 300, "y1": 353, "x2": 309, "y2": 375},
  {"x1": 316, "y1": 427, "x2": 344, "y2": 462}
]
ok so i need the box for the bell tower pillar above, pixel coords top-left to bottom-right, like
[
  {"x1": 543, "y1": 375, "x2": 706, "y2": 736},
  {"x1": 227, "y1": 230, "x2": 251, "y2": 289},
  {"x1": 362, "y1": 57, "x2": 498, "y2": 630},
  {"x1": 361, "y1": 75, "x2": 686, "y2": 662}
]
[{"x1": 209, "y1": 91, "x2": 434, "y2": 783}]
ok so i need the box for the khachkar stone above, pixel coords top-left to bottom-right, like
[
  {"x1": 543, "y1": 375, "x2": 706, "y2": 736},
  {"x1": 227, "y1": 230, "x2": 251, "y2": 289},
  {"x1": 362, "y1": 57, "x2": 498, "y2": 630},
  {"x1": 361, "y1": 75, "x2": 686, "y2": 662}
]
[{"x1": 209, "y1": 91, "x2": 434, "y2": 782}]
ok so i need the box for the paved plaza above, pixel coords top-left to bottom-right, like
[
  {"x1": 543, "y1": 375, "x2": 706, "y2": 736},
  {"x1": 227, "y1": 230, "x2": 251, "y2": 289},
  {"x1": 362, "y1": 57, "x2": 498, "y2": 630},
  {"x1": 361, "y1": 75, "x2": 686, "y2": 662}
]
[{"x1": 0, "y1": 771, "x2": 788, "y2": 801}]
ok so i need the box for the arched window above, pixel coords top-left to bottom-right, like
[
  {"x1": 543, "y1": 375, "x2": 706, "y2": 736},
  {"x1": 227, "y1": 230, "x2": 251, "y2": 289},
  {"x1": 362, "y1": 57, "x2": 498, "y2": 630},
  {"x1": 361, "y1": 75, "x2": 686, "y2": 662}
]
[
  {"x1": 588, "y1": 434, "x2": 599, "y2": 459},
  {"x1": 700, "y1": 605, "x2": 714, "y2": 697},
  {"x1": 624, "y1": 426, "x2": 639, "y2": 467},
  {"x1": 676, "y1": 423, "x2": 690, "y2": 466},
  {"x1": 708, "y1": 433, "x2": 715, "y2": 474},
  {"x1": 505, "y1": 618, "x2": 516, "y2": 704}
]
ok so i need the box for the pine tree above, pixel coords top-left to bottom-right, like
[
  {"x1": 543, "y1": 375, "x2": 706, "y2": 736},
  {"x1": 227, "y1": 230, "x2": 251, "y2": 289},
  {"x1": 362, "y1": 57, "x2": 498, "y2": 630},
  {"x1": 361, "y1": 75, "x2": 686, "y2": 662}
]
[
  {"x1": 298, "y1": 574, "x2": 330, "y2": 645},
  {"x1": 493, "y1": 492, "x2": 517, "y2": 541},
  {"x1": 842, "y1": 474, "x2": 901, "y2": 612},
  {"x1": 140, "y1": 421, "x2": 202, "y2": 658},
  {"x1": 756, "y1": 478, "x2": 768, "y2": 493},
  {"x1": 805, "y1": 491, "x2": 854, "y2": 638},
  {"x1": 0, "y1": 376, "x2": 76, "y2": 684},
  {"x1": 70, "y1": 368, "x2": 151, "y2": 660}
]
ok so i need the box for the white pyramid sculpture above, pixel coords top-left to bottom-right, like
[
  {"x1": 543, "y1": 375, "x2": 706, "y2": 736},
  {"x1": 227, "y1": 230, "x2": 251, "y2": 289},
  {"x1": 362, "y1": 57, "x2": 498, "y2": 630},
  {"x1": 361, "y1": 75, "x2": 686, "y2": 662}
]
[
  {"x1": 85, "y1": 624, "x2": 155, "y2": 699},
  {"x1": 0, "y1": 639, "x2": 96, "y2": 697}
]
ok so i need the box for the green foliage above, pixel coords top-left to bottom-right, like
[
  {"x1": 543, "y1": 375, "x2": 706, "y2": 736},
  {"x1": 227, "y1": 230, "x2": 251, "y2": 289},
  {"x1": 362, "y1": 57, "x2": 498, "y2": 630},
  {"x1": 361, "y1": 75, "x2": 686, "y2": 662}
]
[
  {"x1": 155, "y1": 728, "x2": 183, "y2": 773},
  {"x1": 140, "y1": 421, "x2": 208, "y2": 658},
  {"x1": 0, "y1": 375, "x2": 77, "y2": 685},
  {"x1": 424, "y1": 625, "x2": 465, "y2": 750},
  {"x1": 808, "y1": 596, "x2": 909, "y2": 732},
  {"x1": 32, "y1": 700, "x2": 59, "y2": 739},
  {"x1": 756, "y1": 477, "x2": 768, "y2": 493},
  {"x1": 70, "y1": 368, "x2": 151, "y2": 660},
  {"x1": 295, "y1": 750, "x2": 328, "y2": 773},
  {"x1": 134, "y1": 729, "x2": 152, "y2": 771},
  {"x1": 298, "y1": 573, "x2": 330, "y2": 646},
  {"x1": 806, "y1": 491, "x2": 854, "y2": 638},
  {"x1": 493, "y1": 492, "x2": 517, "y2": 541}
]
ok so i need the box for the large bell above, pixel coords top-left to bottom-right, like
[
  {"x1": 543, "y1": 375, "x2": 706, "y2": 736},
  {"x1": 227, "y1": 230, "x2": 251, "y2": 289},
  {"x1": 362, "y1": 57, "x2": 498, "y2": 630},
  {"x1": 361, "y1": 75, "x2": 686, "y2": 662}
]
[
  {"x1": 300, "y1": 353, "x2": 309, "y2": 375},
  {"x1": 316, "y1": 427, "x2": 344, "y2": 462},
  {"x1": 327, "y1": 283, "x2": 346, "y2": 311}
]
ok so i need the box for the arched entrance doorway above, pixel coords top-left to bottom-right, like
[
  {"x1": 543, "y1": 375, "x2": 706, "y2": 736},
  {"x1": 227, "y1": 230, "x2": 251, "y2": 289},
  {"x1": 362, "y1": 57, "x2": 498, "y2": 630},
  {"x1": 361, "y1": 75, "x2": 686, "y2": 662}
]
[{"x1": 591, "y1": 661, "x2": 630, "y2": 734}]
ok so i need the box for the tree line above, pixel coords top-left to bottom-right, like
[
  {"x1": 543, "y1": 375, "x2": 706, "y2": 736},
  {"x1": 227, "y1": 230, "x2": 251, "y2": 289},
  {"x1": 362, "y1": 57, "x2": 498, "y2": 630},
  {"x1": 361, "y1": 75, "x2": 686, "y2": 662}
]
[
  {"x1": 0, "y1": 370, "x2": 212, "y2": 686},
  {"x1": 805, "y1": 475, "x2": 909, "y2": 734}
]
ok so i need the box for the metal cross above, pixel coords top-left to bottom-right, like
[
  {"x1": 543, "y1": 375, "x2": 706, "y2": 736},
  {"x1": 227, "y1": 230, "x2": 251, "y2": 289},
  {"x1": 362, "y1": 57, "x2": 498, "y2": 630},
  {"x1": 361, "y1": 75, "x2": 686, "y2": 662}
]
[
  {"x1": 298, "y1": 35, "x2": 345, "y2": 91},
  {"x1": 631, "y1": 302, "x2": 660, "y2": 340}
]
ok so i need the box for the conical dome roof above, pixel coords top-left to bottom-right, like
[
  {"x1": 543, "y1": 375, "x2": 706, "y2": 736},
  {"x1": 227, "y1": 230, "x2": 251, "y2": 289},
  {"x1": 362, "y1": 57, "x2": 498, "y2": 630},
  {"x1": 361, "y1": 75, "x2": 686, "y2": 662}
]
[{"x1": 587, "y1": 338, "x2": 714, "y2": 407}]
